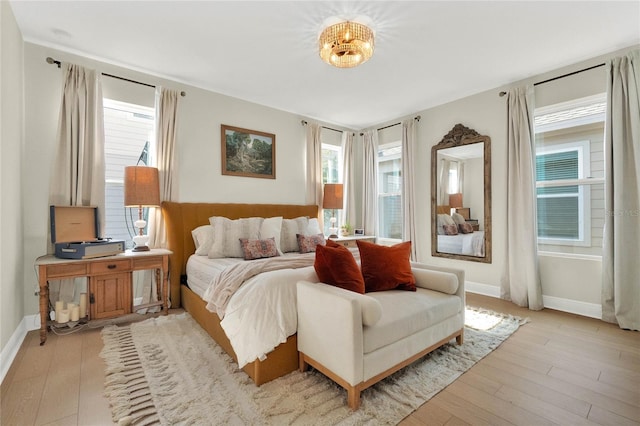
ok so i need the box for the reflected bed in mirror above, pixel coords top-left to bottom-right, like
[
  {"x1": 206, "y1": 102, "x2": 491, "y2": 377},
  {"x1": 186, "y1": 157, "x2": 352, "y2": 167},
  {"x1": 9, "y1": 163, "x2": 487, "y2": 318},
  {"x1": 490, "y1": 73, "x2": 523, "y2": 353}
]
[{"x1": 431, "y1": 124, "x2": 491, "y2": 263}]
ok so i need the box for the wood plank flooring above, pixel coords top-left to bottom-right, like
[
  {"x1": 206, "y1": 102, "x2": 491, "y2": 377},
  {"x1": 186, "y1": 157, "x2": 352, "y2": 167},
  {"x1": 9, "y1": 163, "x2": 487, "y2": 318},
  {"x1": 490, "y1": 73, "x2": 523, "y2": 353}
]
[{"x1": 2, "y1": 294, "x2": 638, "y2": 425}]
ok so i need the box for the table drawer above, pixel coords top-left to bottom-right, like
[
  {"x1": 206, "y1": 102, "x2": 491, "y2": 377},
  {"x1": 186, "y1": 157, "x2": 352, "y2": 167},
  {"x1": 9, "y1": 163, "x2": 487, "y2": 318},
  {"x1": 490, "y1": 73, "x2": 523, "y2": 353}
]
[
  {"x1": 45, "y1": 263, "x2": 88, "y2": 278},
  {"x1": 89, "y1": 259, "x2": 131, "y2": 274},
  {"x1": 132, "y1": 257, "x2": 163, "y2": 270}
]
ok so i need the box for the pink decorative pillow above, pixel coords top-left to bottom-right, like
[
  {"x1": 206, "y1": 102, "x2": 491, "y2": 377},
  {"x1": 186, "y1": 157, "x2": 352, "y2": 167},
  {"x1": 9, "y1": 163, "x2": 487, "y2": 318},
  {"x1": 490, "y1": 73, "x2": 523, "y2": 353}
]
[
  {"x1": 356, "y1": 240, "x2": 416, "y2": 292},
  {"x1": 443, "y1": 224, "x2": 459, "y2": 235},
  {"x1": 296, "y1": 233, "x2": 326, "y2": 253},
  {"x1": 458, "y1": 223, "x2": 474, "y2": 234},
  {"x1": 239, "y1": 237, "x2": 279, "y2": 260},
  {"x1": 314, "y1": 243, "x2": 365, "y2": 294}
]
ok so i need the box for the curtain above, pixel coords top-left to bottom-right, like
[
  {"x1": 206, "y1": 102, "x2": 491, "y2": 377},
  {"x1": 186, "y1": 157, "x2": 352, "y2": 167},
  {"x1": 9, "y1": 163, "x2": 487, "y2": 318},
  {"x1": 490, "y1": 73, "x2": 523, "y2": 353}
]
[
  {"x1": 148, "y1": 87, "x2": 180, "y2": 249},
  {"x1": 144, "y1": 87, "x2": 180, "y2": 311},
  {"x1": 501, "y1": 86, "x2": 543, "y2": 310},
  {"x1": 48, "y1": 64, "x2": 105, "y2": 305},
  {"x1": 305, "y1": 122, "x2": 323, "y2": 209},
  {"x1": 342, "y1": 131, "x2": 356, "y2": 229},
  {"x1": 439, "y1": 158, "x2": 451, "y2": 205},
  {"x1": 602, "y1": 49, "x2": 640, "y2": 330},
  {"x1": 362, "y1": 130, "x2": 379, "y2": 236},
  {"x1": 402, "y1": 118, "x2": 418, "y2": 260}
]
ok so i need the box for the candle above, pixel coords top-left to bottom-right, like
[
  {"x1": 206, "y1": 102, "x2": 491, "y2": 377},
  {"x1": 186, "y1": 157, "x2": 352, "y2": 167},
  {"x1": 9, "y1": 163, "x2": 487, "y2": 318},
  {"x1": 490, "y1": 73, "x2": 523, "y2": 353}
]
[
  {"x1": 55, "y1": 300, "x2": 64, "y2": 322},
  {"x1": 67, "y1": 303, "x2": 75, "y2": 313},
  {"x1": 57, "y1": 309, "x2": 70, "y2": 323},
  {"x1": 79, "y1": 293, "x2": 87, "y2": 318},
  {"x1": 70, "y1": 306, "x2": 80, "y2": 322}
]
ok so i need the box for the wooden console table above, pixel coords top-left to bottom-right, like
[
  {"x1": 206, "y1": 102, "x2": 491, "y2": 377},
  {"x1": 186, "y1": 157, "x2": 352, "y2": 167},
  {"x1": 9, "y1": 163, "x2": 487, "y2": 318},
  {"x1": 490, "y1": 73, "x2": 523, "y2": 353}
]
[{"x1": 35, "y1": 249, "x2": 171, "y2": 345}]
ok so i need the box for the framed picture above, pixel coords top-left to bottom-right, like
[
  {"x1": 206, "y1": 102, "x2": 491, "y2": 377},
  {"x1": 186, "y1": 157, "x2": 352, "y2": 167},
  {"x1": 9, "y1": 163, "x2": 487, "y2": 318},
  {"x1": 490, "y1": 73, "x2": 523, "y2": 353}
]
[{"x1": 221, "y1": 124, "x2": 276, "y2": 179}]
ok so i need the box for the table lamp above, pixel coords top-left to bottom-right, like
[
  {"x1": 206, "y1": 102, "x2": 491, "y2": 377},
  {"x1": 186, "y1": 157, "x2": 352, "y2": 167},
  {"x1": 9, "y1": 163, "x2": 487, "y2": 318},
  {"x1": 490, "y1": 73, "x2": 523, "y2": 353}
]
[
  {"x1": 124, "y1": 166, "x2": 160, "y2": 251},
  {"x1": 322, "y1": 183, "x2": 343, "y2": 238}
]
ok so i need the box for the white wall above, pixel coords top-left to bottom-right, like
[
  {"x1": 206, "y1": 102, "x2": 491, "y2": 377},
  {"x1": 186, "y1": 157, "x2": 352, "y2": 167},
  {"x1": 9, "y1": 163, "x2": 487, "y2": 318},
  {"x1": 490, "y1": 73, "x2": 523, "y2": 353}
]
[
  {"x1": 1, "y1": 1, "x2": 25, "y2": 356},
  {"x1": 379, "y1": 44, "x2": 638, "y2": 315},
  {"x1": 21, "y1": 43, "x2": 353, "y2": 318},
  {"x1": 13, "y1": 34, "x2": 640, "y2": 343}
]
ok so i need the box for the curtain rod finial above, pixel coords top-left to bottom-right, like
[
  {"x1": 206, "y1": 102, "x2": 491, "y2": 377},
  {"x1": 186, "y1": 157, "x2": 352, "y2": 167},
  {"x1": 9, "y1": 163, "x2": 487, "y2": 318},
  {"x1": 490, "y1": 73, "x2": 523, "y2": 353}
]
[{"x1": 499, "y1": 91, "x2": 507, "y2": 97}]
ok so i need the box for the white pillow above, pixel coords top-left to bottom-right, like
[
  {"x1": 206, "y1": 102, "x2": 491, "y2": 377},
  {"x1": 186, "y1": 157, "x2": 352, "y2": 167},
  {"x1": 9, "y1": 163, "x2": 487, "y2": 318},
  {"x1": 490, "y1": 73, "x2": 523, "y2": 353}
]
[
  {"x1": 307, "y1": 218, "x2": 321, "y2": 235},
  {"x1": 451, "y1": 212, "x2": 466, "y2": 225},
  {"x1": 208, "y1": 216, "x2": 264, "y2": 258},
  {"x1": 260, "y1": 217, "x2": 283, "y2": 254},
  {"x1": 191, "y1": 225, "x2": 214, "y2": 256},
  {"x1": 280, "y1": 217, "x2": 309, "y2": 252}
]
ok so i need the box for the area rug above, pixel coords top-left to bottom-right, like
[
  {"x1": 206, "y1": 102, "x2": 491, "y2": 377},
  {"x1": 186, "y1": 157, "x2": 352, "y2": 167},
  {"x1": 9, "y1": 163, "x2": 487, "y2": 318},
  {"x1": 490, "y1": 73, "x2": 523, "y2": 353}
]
[{"x1": 100, "y1": 307, "x2": 527, "y2": 425}]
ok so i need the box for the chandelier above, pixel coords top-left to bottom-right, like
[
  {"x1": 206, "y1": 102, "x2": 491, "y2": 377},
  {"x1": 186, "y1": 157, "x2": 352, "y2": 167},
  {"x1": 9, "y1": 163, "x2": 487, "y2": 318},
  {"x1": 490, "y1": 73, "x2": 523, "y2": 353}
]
[{"x1": 319, "y1": 21, "x2": 374, "y2": 68}]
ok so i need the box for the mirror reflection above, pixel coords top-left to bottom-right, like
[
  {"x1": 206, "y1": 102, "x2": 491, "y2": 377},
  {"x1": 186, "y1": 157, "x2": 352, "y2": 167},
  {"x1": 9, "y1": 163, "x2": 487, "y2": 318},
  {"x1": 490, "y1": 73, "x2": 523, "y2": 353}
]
[{"x1": 431, "y1": 124, "x2": 491, "y2": 263}]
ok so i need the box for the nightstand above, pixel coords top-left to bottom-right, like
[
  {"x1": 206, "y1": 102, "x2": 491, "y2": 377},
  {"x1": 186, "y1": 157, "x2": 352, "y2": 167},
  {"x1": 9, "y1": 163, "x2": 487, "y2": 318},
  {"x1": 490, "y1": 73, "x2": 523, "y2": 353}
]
[
  {"x1": 35, "y1": 249, "x2": 171, "y2": 345},
  {"x1": 328, "y1": 235, "x2": 376, "y2": 248}
]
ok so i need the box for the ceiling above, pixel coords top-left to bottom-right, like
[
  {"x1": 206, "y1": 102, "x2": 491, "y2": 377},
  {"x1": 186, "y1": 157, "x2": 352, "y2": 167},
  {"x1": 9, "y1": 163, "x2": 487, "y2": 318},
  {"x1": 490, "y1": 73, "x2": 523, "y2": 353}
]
[{"x1": 9, "y1": 1, "x2": 640, "y2": 130}]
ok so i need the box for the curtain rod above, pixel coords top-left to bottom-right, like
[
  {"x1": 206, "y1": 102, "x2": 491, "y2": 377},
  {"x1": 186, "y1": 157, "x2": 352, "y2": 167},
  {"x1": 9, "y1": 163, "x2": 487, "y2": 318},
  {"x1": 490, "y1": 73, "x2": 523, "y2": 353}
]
[
  {"x1": 46, "y1": 57, "x2": 186, "y2": 97},
  {"x1": 499, "y1": 63, "x2": 606, "y2": 97},
  {"x1": 300, "y1": 120, "x2": 352, "y2": 135},
  {"x1": 359, "y1": 115, "x2": 421, "y2": 136}
]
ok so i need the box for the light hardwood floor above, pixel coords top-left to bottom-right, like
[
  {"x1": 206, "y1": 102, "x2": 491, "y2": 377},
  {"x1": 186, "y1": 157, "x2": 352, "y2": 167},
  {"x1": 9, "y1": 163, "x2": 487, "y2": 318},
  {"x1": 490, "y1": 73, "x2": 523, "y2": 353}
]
[{"x1": 2, "y1": 294, "x2": 638, "y2": 425}]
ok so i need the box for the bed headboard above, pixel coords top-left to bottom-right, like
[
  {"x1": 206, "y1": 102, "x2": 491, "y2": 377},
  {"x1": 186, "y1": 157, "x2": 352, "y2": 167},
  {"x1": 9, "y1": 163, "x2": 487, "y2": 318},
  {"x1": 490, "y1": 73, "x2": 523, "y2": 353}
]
[
  {"x1": 161, "y1": 201, "x2": 319, "y2": 307},
  {"x1": 437, "y1": 205, "x2": 451, "y2": 215}
]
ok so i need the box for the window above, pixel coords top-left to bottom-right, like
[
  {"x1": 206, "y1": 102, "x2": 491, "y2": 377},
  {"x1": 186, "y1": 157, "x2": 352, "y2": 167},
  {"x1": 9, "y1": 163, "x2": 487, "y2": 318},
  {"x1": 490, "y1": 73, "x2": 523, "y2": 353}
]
[
  {"x1": 534, "y1": 94, "x2": 605, "y2": 256},
  {"x1": 103, "y1": 99, "x2": 155, "y2": 248},
  {"x1": 377, "y1": 142, "x2": 402, "y2": 241},
  {"x1": 321, "y1": 143, "x2": 342, "y2": 235}
]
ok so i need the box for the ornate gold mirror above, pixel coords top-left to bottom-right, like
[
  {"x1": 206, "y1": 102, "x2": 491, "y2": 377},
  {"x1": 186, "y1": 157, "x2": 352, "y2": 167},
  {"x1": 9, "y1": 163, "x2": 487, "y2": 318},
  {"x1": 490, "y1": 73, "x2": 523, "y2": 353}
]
[{"x1": 431, "y1": 124, "x2": 491, "y2": 263}]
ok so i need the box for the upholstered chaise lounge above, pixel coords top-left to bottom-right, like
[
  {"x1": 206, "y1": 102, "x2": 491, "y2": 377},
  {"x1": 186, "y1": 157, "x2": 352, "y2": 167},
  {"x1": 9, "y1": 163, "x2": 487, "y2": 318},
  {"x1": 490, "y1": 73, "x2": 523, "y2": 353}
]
[{"x1": 297, "y1": 262, "x2": 465, "y2": 410}]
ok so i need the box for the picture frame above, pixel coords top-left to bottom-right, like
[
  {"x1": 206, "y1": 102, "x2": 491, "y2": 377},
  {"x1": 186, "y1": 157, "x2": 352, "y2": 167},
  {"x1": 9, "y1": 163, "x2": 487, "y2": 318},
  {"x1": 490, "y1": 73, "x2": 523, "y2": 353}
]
[{"x1": 221, "y1": 124, "x2": 276, "y2": 179}]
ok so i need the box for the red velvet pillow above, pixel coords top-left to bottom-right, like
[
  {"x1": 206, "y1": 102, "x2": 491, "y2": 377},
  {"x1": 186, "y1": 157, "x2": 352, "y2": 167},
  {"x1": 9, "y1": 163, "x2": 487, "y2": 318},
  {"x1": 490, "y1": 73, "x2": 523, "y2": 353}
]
[
  {"x1": 356, "y1": 240, "x2": 416, "y2": 292},
  {"x1": 314, "y1": 243, "x2": 365, "y2": 294}
]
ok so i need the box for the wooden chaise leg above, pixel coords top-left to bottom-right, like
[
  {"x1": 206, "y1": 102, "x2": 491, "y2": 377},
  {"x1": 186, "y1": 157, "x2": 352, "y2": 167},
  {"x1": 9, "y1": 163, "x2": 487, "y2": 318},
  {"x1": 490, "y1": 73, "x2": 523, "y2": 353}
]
[
  {"x1": 347, "y1": 386, "x2": 361, "y2": 410},
  {"x1": 456, "y1": 330, "x2": 464, "y2": 345}
]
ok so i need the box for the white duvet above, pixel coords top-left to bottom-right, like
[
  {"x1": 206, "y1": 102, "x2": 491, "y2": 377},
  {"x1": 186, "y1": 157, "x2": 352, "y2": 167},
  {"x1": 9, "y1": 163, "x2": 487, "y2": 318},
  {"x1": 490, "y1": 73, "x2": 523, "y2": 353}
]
[{"x1": 186, "y1": 255, "x2": 319, "y2": 368}]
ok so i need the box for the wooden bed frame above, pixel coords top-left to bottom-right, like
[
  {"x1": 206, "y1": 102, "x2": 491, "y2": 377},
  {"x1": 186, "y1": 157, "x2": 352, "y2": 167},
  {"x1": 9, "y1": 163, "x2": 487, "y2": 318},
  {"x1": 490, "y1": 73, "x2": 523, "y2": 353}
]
[{"x1": 161, "y1": 201, "x2": 319, "y2": 385}]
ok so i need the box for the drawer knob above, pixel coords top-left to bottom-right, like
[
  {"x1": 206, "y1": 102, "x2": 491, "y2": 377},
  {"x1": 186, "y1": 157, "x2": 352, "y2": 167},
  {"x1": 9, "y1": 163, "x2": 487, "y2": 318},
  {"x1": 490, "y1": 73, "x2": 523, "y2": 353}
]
[{"x1": 107, "y1": 264, "x2": 117, "y2": 269}]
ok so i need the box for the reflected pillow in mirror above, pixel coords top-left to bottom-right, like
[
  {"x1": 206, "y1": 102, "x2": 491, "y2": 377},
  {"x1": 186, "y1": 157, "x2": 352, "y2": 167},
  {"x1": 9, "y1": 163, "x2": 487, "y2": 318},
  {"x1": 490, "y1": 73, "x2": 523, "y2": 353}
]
[
  {"x1": 451, "y1": 212, "x2": 466, "y2": 225},
  {"x1": 437, "y1": 214, "x2": 456, "y2": 235},
  {"x1": 443, "y1": 224, "x2": 459, "y2": 235},
  {"x1": 458, "y1": 223, "x2": 474, "y2": 234}
]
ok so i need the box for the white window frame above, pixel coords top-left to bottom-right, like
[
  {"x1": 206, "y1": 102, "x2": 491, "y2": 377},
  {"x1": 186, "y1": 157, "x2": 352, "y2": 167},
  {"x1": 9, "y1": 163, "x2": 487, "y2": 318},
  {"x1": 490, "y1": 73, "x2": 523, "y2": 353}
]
[{"x1": 536, "y1": 140, "x2": 591, "y2": 247}]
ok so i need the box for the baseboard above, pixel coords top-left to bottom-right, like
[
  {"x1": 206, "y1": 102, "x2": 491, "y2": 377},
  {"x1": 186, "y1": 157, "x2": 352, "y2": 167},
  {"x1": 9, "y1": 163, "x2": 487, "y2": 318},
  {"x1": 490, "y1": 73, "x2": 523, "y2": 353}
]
[
  {"x1": 542, "y1": 295, "x2": 602, "y2": 319},
  {"x1": 464, "y1": 280, "x2": 602, "y2": 319},
  {"x1": 465, "y1": 281, "x2": 501, "y2": 298},
  {"x1": 0, "y1": 314, "x2": 40, "y2": 385}
]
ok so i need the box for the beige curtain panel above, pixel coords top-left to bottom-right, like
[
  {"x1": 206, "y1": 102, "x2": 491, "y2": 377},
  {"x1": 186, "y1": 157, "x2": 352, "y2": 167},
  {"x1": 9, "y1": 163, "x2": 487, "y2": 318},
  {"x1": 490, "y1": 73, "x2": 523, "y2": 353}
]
[
  {"x1": 402, "y1": 118, "x2": 418, "y2": 260},
  {"x1": 602, "y1": 49, "x2": 640, "y2": 331},
  {"x1": 305, "y1": 122, "x2": 322, "y2": 209},
  {"x1": 501, "y1": 86, "x2": 543, "y2": 310},
  {"x1": 362, "y1": 130, "x2": 379, "y2": 236},
  {"x1": 48, "y1": 63, "x2": 106, "y2": 305},
  {"x1": 342, "y1": 131, "x2": 356, "y2": 229}
]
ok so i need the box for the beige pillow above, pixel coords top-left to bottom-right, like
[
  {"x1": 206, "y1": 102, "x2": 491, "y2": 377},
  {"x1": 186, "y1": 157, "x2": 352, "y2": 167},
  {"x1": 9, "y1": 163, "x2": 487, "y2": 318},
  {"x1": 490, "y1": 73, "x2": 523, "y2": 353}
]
[
  {"x1": 280, "y1": 217, "x2": 309, "y2": 252},
  {"x1": 191, "y1": 225, "x2": 214, "y2": 256},
  {"x1": 208, "y1": 216, "x2": 264, "y2": 258},
  {"x1": 260, "y1": 217, "x2": 283, "y2": 254},
  {"x1": 451, "y1": 212, "x2": 466, "y2": 225}
]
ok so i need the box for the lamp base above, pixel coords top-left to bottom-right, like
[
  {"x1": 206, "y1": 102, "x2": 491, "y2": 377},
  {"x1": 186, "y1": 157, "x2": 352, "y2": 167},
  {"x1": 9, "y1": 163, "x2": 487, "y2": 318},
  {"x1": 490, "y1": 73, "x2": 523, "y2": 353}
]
[{"x1": 132, "y1": 245, "x2": 150, "y2": 252}]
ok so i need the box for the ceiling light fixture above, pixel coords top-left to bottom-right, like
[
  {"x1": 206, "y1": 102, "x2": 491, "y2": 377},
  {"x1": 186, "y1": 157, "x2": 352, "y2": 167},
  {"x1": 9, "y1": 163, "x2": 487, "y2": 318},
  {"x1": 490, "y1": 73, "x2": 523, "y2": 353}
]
[{"x1": 319, "y1": 21, "x2": 374, "y2": 68}]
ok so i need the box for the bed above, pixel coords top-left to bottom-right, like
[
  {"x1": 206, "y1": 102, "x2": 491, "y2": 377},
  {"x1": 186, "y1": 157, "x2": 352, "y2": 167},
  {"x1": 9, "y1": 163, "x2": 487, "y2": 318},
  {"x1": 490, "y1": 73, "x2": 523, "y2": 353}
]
[
  {"x1": 436, "y1": 204, "x2": 485, "y2": 257},
  {"x1": 162, "y1": 201, "x2": 319, "y2": 385}
]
